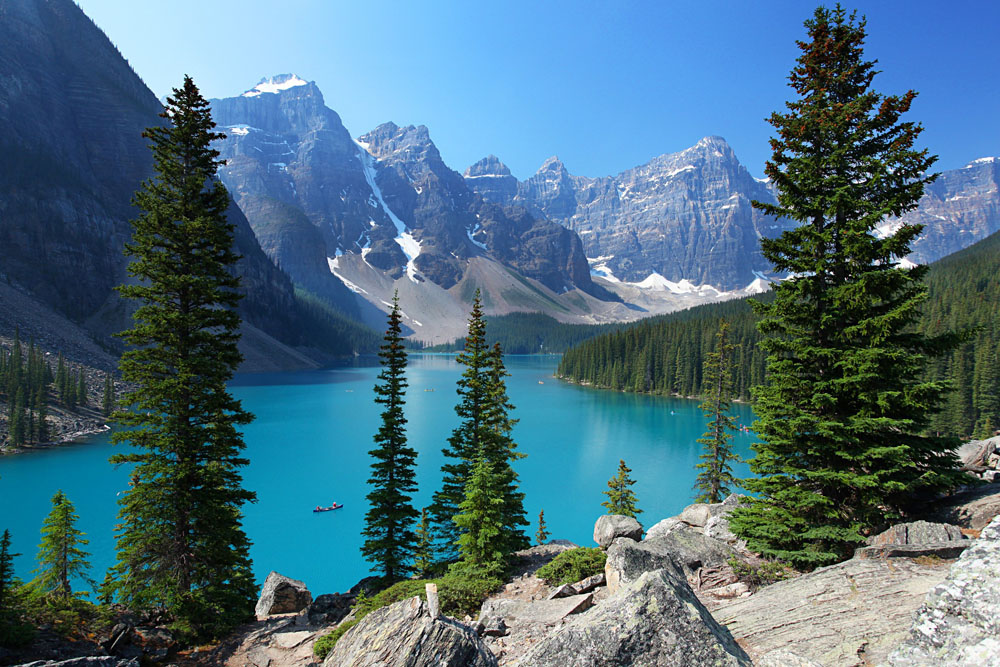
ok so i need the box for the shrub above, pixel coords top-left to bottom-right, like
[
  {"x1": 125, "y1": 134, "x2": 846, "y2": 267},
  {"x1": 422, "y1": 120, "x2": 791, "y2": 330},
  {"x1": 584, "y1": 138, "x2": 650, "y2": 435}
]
[
  {"x1": 313, "y1": 619, "x2": 357, "y2": 660},
  {"x1": 535, "y1": 548, "x2": 606, "y2": 585},
  {"x1": 436, "y1": 574, "x2": 502, "y2": 618},
  {"x1": 727, "y1": 557, "x2": 793, "y2": 591}
]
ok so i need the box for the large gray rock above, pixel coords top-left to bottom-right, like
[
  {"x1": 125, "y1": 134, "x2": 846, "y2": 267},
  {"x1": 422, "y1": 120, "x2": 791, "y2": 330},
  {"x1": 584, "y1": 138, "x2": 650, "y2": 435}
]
[
  {"x1": 606, "y1": 524, "x2": 737, "y2": 594},
  {"x1": 643, "y1": 517, "x2": 683, "y2": 542},
  {"x1": 518, "y1": 569, "x2": 751, "y2": 666},
  {"x1": 868, "y1": 520, "x2": 966, "y2": 546},
  {"x1": 714, "y1": 557, "x2": 950, "y2": 665},
  {"x1": 593, "y1": 514, "x2": 643, "y2": 548},
  {"x1": 254, "y1": 571, "x2": 313, "y2": 620},
  {"x1": 888, "y1": 515, "x2": 1000, "y2": 666},
  {"x1": 678, "y1": 503, "x2": 713, "y2": 527},
  {"x1": 18, "y1": 661, "x2": 140, "y2": 667},
  {"x1": 324, "y1": 596, "x2": 496, "y2": 667}
]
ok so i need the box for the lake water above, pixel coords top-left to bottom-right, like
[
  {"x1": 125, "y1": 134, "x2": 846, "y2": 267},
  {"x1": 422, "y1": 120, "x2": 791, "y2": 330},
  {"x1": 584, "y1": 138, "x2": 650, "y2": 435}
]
[{"x1": 0, "y1": 354, "x2": 754, "y2": 596}]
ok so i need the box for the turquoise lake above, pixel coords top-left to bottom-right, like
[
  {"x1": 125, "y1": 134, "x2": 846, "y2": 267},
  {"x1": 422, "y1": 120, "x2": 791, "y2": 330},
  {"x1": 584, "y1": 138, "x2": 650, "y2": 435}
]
[{"x1": 0, "y1": 354, "x2": 754, "y2": 595}]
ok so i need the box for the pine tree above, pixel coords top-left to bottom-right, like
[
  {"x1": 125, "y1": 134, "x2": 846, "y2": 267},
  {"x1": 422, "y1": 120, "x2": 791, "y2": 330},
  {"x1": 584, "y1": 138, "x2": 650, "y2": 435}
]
[
  {"x1": 451, "y1": 457, "x2": 506, "y2": 580},
  {"x1": 412, "y1": 508, "x2": 435, "y2": 580},
  {"x1": 110, "y1": 75, "x2": 256, "y2": 637},
  {"x1": 76, "y1": 371, "x2": 87, "y2": 407},
  {"x1": 535, "y1": 509, "x2": 549, "y2": 545},
  {"x1": 729, "y1": 7, "x2": 967, "y2": 568},
  {"x1": 361, "y1": 293, "x2": 419, "y2": 583},
  {"x1": 694, "y1": 320, "x2": 740, "y2": 503},
  {"x1": 0, "y1": 529, "x2": 18, "y2": 617},
  {"x1": 31, "y1": 491, "x2": 91, "y2": 599},
  {"x1": 602, "y1": 459, "x2": 641, "y2": 518},
  {"x1": 481, "y1": 343, "x2": 529, "y2": 555},
  {"x1": 429, "y1": 290, "x2": 491, "y2": 556}
]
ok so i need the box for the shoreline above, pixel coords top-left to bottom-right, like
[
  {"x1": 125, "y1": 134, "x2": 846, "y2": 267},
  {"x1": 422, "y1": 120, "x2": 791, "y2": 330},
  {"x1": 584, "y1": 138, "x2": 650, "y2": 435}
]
[{"x1": 0, "y1": 422, "x2": 110, "y2": 456}]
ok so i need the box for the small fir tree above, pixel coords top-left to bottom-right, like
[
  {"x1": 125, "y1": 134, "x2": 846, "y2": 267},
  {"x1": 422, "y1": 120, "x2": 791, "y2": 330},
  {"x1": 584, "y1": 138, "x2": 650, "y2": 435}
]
[
  {"x1": 0, "y1": 529, "x2": 19, "y2": 617},
  {"x1": 102, "y1": 375, "x2": 115, "y2": 417},
  {"x1": 361, "y1": 293, "x2": 419, "y2": 583},
  {"x1": 31, "y1": 490, "x2": 91, "y2": 599},
  {"x1": 602, "y1": 459, "x2": 641, "y2": 518},
  {"x1": 535, "y1": 509, "x2": 549, "y2": 546},
  {"x1": 110, "y1": 75, "x2": 256, "y2": 637},
  {"x1": 451, "y1": 457, "x2": 506, "y2": 580},
  {"x1": 76, "y1": 372, "x2": 87, "y2": 407},
  {"x1": 412, "y1": 508, "x2": 435, "y2": 579},
  {"x1": 729, "y1": 7, "x2": 967, "y2": 568},
  {"x1": 694, "y1": 320, "x2": 740, "y2": 503}
]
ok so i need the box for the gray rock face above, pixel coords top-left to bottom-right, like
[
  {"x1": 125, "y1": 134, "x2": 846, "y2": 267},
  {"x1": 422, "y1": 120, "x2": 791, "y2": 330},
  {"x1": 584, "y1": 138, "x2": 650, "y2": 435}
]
[
  {"x1": 715, "y1": 557, "x2": 950, "y2": 666},
  {"x1": 925, "y1": 486, "x2": 1000, "y2": 530},
  {"x1": 593, "y1": 514, "x2": 643, "y2": 548},
  {"x1": 518, "y1": 569, "x2": 751, "y2": 666},
  {"x1": 678, "y1": 503, "x2": 714, "y2": 527},
  {"x1": 324, "y1": 596, "x2": 496, "y2": 667},
  {"x1": 888, "y1": 515, "x2": 1000, "y2": 666},
  {"x1": 18, "y1": 660, "x2": 140, "y2": 667},
  {"x1": 606, "y1": 524, "x2": 736, "y2": 594},
  {"x1": 254, "y1": 571, "x2": 313, "y2": 619},
  {"x1": 868, "y1": 520, "x2": 966, "y2": 546},
  {"x1": 464, "y1": 155, "x2": 518, "y2": 204},
  {"x1": 0, "y1": 1, "x2": 305, "y2": 359}
]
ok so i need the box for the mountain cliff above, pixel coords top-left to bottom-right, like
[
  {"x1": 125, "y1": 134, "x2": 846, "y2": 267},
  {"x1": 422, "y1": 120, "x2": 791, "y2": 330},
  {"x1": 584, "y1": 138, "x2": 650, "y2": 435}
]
[{"x1": 0, "y1": 0, "x2": 364, "y2": 365}]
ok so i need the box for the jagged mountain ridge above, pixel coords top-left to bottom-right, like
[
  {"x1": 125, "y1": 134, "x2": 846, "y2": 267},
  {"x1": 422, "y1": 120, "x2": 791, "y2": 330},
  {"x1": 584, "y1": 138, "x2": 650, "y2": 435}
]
[
  {"x1": 210, "y1": 78, "x2": 612, "y2": 341},
  {"x1": 466, "y1": 140, "x2": 1000, "y2": 291},
  {"x1": 0, "y1": 1, "x2": 352, "y2": 367}
]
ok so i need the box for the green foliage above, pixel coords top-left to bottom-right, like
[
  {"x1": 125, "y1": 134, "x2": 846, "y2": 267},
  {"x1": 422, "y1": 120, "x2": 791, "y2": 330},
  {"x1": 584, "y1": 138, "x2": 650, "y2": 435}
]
[
  {"x1": 535, "y1": 509, "x2": 549, "y2": 545},
  {"x1": 430, "y1": 292, "x2": 529, "y2": 563},
  {"x1": 435, "y1": 573, "x2": 502, "y2": 617},
  {"x1": 602, "y1": 459, "x2": 641, "y2": 518},
  {"x1": 313, "y1": 619, "x2": 357, "y2": 659},
  {"x1": 31, "y1": 491, "x2": 91, "y2": 599},
  {"x1": 423, "y1": 312, "x2": 623, "y2": 354},
  {"x1": 109, "y1": 76, "x2": 256, "y2": 638},
  {"x1": 727, "y1": 556, "x2": 793, "y2": 592},
  {"x1": 452, "y1": 458, "x2": 507, "y2": 580},
  {"x1": 0, "y1": 331, "x2": 61, "y2": 447},
  {"x1": 102, "y1": 374, "x2": 115, "y2": 417},
  {"x1": 21, "y1": 589, "x2": 112, "y2": 639},
  {"x1": 729, "y1": 7, "x2": 967, "y2": 569},
  {"x1": 291, "y1": 287, "x2": 380, "y2": 356},
  {"x1": 535, "y1": 548, "x2": 606, "y2": 585},
  {"x1": 557, "y1": 295, "x2": 768, "y2": 400},
  {"x1": 362, "y1": 293, "x2": 419, "y2": 583},
  {"x1": 694, "y1": 321, "x2": 741, "y2": 503},
  {"x1": 411, "y1": 508, "x2": 435, "y2": 580},
  {"x1": 0, "y1": 529, "x2": 35, "y2": 648}
]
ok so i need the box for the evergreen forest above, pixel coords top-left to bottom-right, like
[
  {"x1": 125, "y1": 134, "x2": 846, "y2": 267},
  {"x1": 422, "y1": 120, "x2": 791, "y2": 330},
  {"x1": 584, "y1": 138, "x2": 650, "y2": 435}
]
[{"x1": 558, "y1": 229, "x2": 1000, "y2": 439}]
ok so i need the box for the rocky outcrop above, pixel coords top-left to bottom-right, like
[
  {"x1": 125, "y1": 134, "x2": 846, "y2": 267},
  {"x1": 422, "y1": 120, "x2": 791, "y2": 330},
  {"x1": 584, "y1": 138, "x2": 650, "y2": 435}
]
[
  {"x1": 593, "y1": 514, "x2": 643, "y2": 548},
  {"x1": 924, "y1": 485, "x2": 1000, "y2": 531},
  {"x1": 714, "y1": 557, "x2": 951, "y2": 665},
  {"x1": 868, "y1": 520, "x2": 966, "y2": 546},
  {"x1": 255, "y1": 571, "x2": 313, "y2": 619},
  {"x1": 518, "y1": 569, "x2": 751, "y2": 666},
  {"x1": 17, "y1": 659, "x2": 140, "y2": 667},
  {"x1": 324, "y1": 596, "x2": 496, "y2": 667},
  {"x1": 887, "y1": 515, "x2": 1000, "y2": 666}
]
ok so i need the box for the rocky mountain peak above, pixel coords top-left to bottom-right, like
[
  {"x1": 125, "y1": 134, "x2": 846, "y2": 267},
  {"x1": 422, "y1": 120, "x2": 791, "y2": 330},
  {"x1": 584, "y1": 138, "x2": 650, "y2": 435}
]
[
  {"x1": 464, "y1": 155, "x2": 512, "y2": 178},
  {"x1": 538, "y1": 155, "x2": 569, "y2": 176},
  {"x1": 241, "y1": 73, "x2": 311, "y2": 98},
  {"x1": 359, "y1": 123, "x2": 442, "y2": 166}
]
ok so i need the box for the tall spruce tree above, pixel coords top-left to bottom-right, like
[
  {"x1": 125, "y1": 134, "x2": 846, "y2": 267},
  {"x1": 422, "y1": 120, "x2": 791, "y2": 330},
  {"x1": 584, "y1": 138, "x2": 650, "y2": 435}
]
[
  {"x1": 110, "y1": 75, "x2": 256, "y2": 636},
  {"x1": 729, "y1": 7, "x2": 966, "y2": 568},
  {"x1": 482, "y1": 343, "x2": 529, "y2": 555},
  {"x1": 693, "y1": 320, "x2": 740, "y2": 503},
  {"x1": 31, "y1": 491, "x2": 90, "y2": 599},
  {"x1": 362, "y1": 293, "x2": 419, "y2": 583},
  {"x1": 0, "y1": 529, "x2": 32, "y2": 648},
  {"x1": 602, "y1": 459, "x2": 641, "y2": 518},
  {"x1": 411, "y1": 508, "x2": 435, "y2": 580},
  {"x1": 429, "y1": 290, "x2": 490, "y2": 556}
]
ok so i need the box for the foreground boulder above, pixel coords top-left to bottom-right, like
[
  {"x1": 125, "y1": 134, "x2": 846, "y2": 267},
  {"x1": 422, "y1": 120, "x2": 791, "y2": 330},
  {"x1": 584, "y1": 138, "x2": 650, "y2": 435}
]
[
  {"x1": 324, "y1": 596, "x2": 496, "y2": 667},
  {"x1": 888, "y1": 514, "x2": 1000, "y2": 666},
  {"x1": 255, "y1": 571, "x2": 313, "y2": 619},
  {"x1": 868, "y1": 520, "x2": 966, "y2": 546},
  {"x1": 518, "y1": 569, "x2": 751, "y2": 666},
  {"x1": 714, "y1": 557, "x2": 951, "y2": 665},
  {"x1": 593, "y1": 514, "x2": 643, "y2": 548},
  {"x1": 17, "y1": 660, "x2": 140, "y2": 667}
]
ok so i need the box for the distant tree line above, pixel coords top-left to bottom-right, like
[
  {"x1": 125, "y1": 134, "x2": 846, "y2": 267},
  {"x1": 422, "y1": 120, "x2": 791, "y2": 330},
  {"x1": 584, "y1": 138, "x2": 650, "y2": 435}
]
[
  {"x1": 0, "y1": 333, "x2": 112, "y2": 447},
  {"x1": 422, "y1": 312, "x2": 624, "y2": 355},
  {"x1": 558, "y1": 228, "x2": 1000, "y2": 440}
]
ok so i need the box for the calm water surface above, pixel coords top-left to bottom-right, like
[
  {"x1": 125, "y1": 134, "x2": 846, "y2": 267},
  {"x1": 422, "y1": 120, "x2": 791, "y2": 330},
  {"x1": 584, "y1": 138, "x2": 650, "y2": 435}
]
[{"x1": 0, "y1": 354, "x2": 754, "y2": 595}]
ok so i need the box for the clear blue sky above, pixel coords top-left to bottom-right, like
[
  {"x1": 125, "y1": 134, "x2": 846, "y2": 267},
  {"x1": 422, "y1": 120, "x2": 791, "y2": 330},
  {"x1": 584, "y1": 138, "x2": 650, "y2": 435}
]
[{"x1": 77, "y1": 0, "x2": 999, "y2": 180}]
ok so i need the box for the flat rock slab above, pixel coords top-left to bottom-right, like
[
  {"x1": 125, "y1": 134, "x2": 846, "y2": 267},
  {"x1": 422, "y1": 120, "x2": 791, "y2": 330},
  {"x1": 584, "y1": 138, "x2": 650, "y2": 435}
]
[
  {"x1": 483, "y1": 593, "x2": 594, "y2": 626},
  {"x1": 713, "y1": 557, "x2": 951, "y2": 666},
  {"x1": 855, "y1": 542, "x2": 970, "y2": 560}
]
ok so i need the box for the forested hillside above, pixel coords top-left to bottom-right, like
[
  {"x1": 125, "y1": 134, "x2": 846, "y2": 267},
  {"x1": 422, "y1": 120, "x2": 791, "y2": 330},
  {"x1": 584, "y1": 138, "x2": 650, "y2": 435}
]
[
  {"x1": 558, "y1": 231, "x2": 1000, "y2": 438},
  {"x1": 423, "y1": 313, "x2": 624, "y2": 354}
]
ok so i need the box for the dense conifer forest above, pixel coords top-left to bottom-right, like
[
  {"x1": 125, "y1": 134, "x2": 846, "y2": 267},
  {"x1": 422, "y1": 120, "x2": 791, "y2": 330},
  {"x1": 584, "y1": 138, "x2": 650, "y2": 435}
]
[
  {"x1": 558, "y1": 230, "x2": 1000, "y2": 439},
  {"x1": 423, "y1": 312, "x2": 624, "y2": 354}
]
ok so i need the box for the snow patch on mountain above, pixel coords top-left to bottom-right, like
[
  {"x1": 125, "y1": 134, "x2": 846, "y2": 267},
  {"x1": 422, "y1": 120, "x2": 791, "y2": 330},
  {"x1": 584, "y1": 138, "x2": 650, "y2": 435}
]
[
  {"x1": 633, "y1": 273, "x2": 722, "y2": 296},
  {"x1": 588, "y1": 256, "x2": 620, "y2": 282},
  {"x1": 354, "y1": 140, "x2": 422, "y2": 283},
  {"x1": 242, "y1": 74, "x2": 308, "y2": 98}
]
